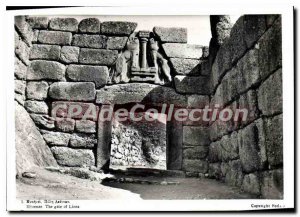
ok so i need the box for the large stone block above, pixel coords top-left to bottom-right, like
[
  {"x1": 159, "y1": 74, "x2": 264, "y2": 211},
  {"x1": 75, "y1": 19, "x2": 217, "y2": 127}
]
[
  {"x1": 242, "y1": 173, "x2": 261, "y2": 196},
  {"x1": 187, "y1": 94, "x2": 209, "y2": 109},
  {"x1": 30, "y1": 114, "x2": 55, "y2": 130},
  {"x1": 50, "y1": 146, "x2": 95, "y2": 167},
  {"x1": 174, "y1": 75, "x2": 210, "y2": 95},
  {"x1": 208, "y1": 141, "x2": 222, "y2": 163},
  {"x1": 219, "y1": 132, "x2": 239, "y2": 162},
  {"x1": 72, "y1": 34, "x2": 107, "y2": 49},
  {"x1": 26, "y1": 81, "x2": 49, "y2": 100},
  {"x1": 258, "y1": 69, "x2": 282, "y2": 116},
  {"x1": 60, "y1": 46, "x2": 80, "y2": 63},
  {"x1": 224, "y1": 160, "x2": 244, "y2": 187},
  {"x1": 107, "y1": 36, "x2": 128, "y2": 50},
  {"x1": 49, "y1": 18, "x2": 78, "y2": 32},
  {"x1": 101, "y1": 21, "x2": 137, "y2": 36},
  {"x1": 182, "y1": 159, "x2": 208, "y2": 173},
  {"x1": 55, "y1": 118, "x2": 75, "y2": 132},
  {"x1": 170, "y1": 58, "x2": 200, "y2": 75},
  {"x1": 66, "y1": 65, "x2": 109, "y2": 88},
  {"x1": 243, "y1": 15, "x2": 267, "y2": 49},
  {"x1": 29, "y1": 44, "x2": 61, "y2": 60},
  {"x1": 96, "y1": 83, "x2": 187, "y2": 107},
  {"x1": 15, "y1": 80, "x2": 26, "y2": 95},
  {"x1": 24, "y1": 100, "x2": 48, "y2": 114},
  {"x1": 238, "y1": 89, "x2": 259, "y2": 126},
  {"x1": 210, "y1": 15, "x2": 232, "y2": 46},
  {"x1": 38, "y1": 30, "x2": 72, "y2": 45},
  {"x1": 261, "y1": 169, "x2": 283, "y2": 199},
  {"x1": 15, "y1": 37, "x2": 30, "y2": 65},
  {"x1": 79, "y1": 48, "x2": 118, "y2": 65},
  {"x1": 183, "y1": 146, "x2": 208, "y2": 160},
  {"x1": 26, "y1": 16, "x2": 49, "y2": 29},
  {"x1": 153, "y1": 27, "x2": 187, "y2": 43},
  {"x1": 75, "y1": 120, "x2": 96, "y2": 133},
  {"x1": 40, "y1": 130, "x2": 71, "y2": 146},
  {"x1": 15, "y1": 57, "x2": 27, "y2": 80},
  {"x1": 14, "y1": 16, "x2": 33, "y2": 47},
  {"x1": 78, "y1": 18, "x2": 100, "y2": 33},
  {"x1": 26, "y1": 60, "x2": 66, "y2": 81},
  {"x1": 49, "y1": 82, "x2": 96, "y2": 101},
  {"x1": 183, "y1": 126, "x2": 210, "y2": 146},
  {"x1": 162, "y1": 43, "x2": 202, "y2": 59},
  {"x1": 70, "y1": 133, "x2": 97, "y2": 148}
]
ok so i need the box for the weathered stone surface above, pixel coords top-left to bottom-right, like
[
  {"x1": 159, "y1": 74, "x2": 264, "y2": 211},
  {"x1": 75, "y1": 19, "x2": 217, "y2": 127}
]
[
  {"x1": 27, "y1": 16, "x2": 49, "y2": 29},
  {"x1": 183, "y1": 146, "x2": 208, "y2": 160},
  {"x1": 15, "y1": 102, "x2": 58, "y2": 175},
  {"x1": 162, "y1": 43, "x2": 202, "y2": 59},
  {"x1": 170, "y1": 58, "x2": 200, "y2": 75},
  {"x1": 26, "y1": 60, "x2": 66, "y2": 81},
  {"x1": 261, "y1": 169, "x2": 283, "y2": 199},
  {"x1": 38, "y1": 30, "x2": 72, "y2": 45},
  {"x1": 258, "y1": 69, "x2": 282, "y2": 116},
  {"x1": 50, "y1": 146, "x2": 95, "y2": 167},
  {"x1": 243, "y1": 15, "x2": 267, "y2": 49},
  {"x1": 15, "y1": 57, "x2": 27, "y2": 80},
  {"x1": 182, "y1": 159, "x2": 208, "y2": 173},
  {"x1": 55, "y1": 118, "x2": 75, "y2": 132},
  {"x1": 153, "y1": 27, "x2": 187, "y2": 43},
  {"x1": 174, "y1": 75, "x2": 210, "y2": 95},
  {"x1": 220, "y1": 132, "x2": 239, "y2": 162},
  {"x1": 49, "y1": 82, "x2": 96, "y2": 101},
  {"x1": 24, "y1": 100, "x2": 48, "y2": 114},
  {"x1": 66, "y1": 65, "x2": 109, "y2": 88},
  {"x1": 15, "y1": 37, "x2": 30, "y2": 65},
  {"x1": 30, "y1": 114, "x2": 55, "y2": 130},
  {"x1": 210, "y1": 15, "x2": 232, "y2": 46},
  {"x1": 238, "y1": 89, "x2": 259, "y2": 126},
  {"x1": 26, "y1": 81, "x2": 49, "y2": 100},
  {"x1": 32, "y1": 30, "x2": 39, "y2": 42},
  {"x1": 107, "y1": 36, "x2": 128, "y2": 50},
  {"x1": 224, "y1": 160, "x2": 244, "y2": 187},
  {"x1": 79, "y1": 48, "x2": 118, "y2": 65},
  {"x1": 183, "y1": 126, "x2": 210, "y2": 146},
  {"x1": 41, "y1": 130, "x2": 71, "y2": 146},
  {"x1": 70, "y1": 133, "x2": 97, "y2": 148},
  {"x1": 208, "y1": 163, "x2": 222, "y2": 179},
  {"x1": 101, "y1": 21, "x2": 137, "y2": 36},
  {"x1": 242, "y1": 173, "x2": 261, "y2": 195},
  {"x1": 96, "y1": 83, "x2": 187, "y2": 107},
  {"x1": 49, "y1": 18, "x2": 78, "y2": 32},
  {"x1": 29, "y1": 44, "x2": 61, "y2": 60},
  {"x1": 75, "y1": 120, "x2": 96, "y2": 133},
  {"x1": 15, "y1": 93, "x2": 25, "y2": 106},
  {"x1": 78, "y1": 18, "x2": 100, "y2": 33},
  {"x1": 15, "y1": 80, "x2": 26, "y2": 95},
  {"x1": 72, "y1": 34, "x2": 107, "y2": 48},
  {"x1": 60, "y1": 46, "x2": 80, "y2": 63},
  {"x1": 15, "y1": 16, "x2": 33, "y2": 46},
  {"x1": 187, "y1": 95, "x2": 209, "y2": 108}
]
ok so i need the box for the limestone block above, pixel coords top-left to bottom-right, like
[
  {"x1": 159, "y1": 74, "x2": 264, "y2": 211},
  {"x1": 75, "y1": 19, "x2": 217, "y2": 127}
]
[
  {"x1": 78, "y1": 18, "x2": 100, "y2": 33},
  {"x1": 75, "y1": 120, "x2": 96, "y2": 133},
  {"x1": 170, "y1": 58, "x2": 200, "y2": 75},
  {"x1": 107, "y1": 36, "x2": 128, "y2": 50},
  {"x1": 27, "y1": 16, "x2": 49, "y2": 29},
  {"x1": 72, "y1": 34, "x2": 107, "y2": 49},
  {"x1": 26, "y1": 81, "x2": 49, "y2": 100},
  {"x1": 60, "y1": 46, "x2": 80, "y2": 63},
  {"x1": 26, "y1": 60, "x2": 65, "y2": 81},
  {"x1": 182, "y1": 159, "x2": 208, "y2": 173},
  {"x1": 101, "y1": 21, "x2": 137, "y2": 36},
  {"x1": 162, "y1": 43, "x2": 202, "y2": 59},
  {"x1": 29, "y1": 44, "x2": 61, "y2": 60},
  {"x1": 79, "y1": 48, "x2": 118, "y2": 65},
  {"x1": 70, "y1": 133, "x2": 97, "y2": 148},
  {"x1": 55, "y1": 118, "x2": 75, "y2": 132},
  {"x1": 29, "y1": 114, "x2": 55, "y2": 130},
  {"x1": 40, "y1": 130, "x2": 71, "y2": 146},
  {"x1": 183, "y1": 126, "x2": 210, "y2": 146},
  {"x1": 174, "y1": 75, "x2": 210, "y2": 95},
  {"x1": 183, "y1": 146, "x2": 208, "y2": 160},
  {"x1": 15, "y1": 80, "x2": 26, "y2": 95},
  {"x1": 14, "y1": 16, "x2": 33, "y2": 47},
  {"x1": 38, "y1": 30, "x2": 72, "y2": 45},
  {"x1": 15, "y1": 37, "x2": 30, "y2": 65},
  {"x1": 153, "y1": 27, "x2": 187, "y2": 43},
  {"x1": 15, "y1": 57, "x2": 27, "y2": 80},
  {"x1": 49, "y1": 18, "x2": 78, "y2": 32},
  {"x1": 24, "y1": 100, "x2": 48, "y2": 114}
]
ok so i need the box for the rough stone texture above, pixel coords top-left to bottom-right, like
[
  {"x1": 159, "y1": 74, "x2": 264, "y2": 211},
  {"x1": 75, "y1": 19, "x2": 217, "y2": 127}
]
[
  {"x1": 224, "y1": 160, "x2": 244, "y2": 187},
  {"x1": 27, "y1": 60, "x2": 66, "y2": 81},
  {"x1": 78, "y1": 18, "x2": 100, "y2": 33},
  {"x1": 24, "y1": 100, "x2": 48, "y2": 114},
  {"x1": 66, "y1": 65, "x2": 109, "y2": 88},
  {"x1": 15, "y1": 102, "x2": 57, "y2": 175},
  {"x1": 15, "y1": 93, "x2": 25, "y2": 106},
  {"x1": 183, "y1": 126, "x2": 210, "y2": 146},
  {"x1": 107, "y1": 36, "x2": 128, "y2": 50},
  {"x1": 15, "y1": 57, "x2": 27, "y2": 80},
  {"x1": 153, "y1": 27, "x2": 187, "y2": 43},
  {"x1": 79, "y1": 48, "x2": 118, "y2": 65},
  {"x1": 70, "y1": 133, "x2": 97, "y2": 148},
  {"x1": 29, "y1": 44, "x2": 61, "y2": 60},
  {"x1": 243, "y1": 15, "x2": 267, "y2": 49},
  {"x1": 210, "y1": 15, "x2": 232, "y2": 46},
  {"x1": 187, "y1": 95, "x2": 209, "y2": 109},
  {"x1": 75, "y1": 120, "x2": 96, "y2": 133},
  {"x1": 32, "y1": 30, "x2": 39, "y2": 42},
  {"x1": 26, "y1": 81, "x2": 49, "y2": 100},
  {"x1": 15, "y1": 16, "x2": 34, "y2": 47},
  {"x1": 72, "y1": 34, "x2": 107, "y2": 49},
  {"x1": 208, "y1": 163, "x2": 222, "y2": 179},
  {"x1": 101, "y1": 21, "x2": 137, "y2": 36},
  {"x1": 242, "y1": 173, "x2": 261, "y2": 196},
  {"x1": 30, "y1": 114, "x2": 55, "y2": 130},
  {"x1": 183, "y1": 146, "x2": 208, "y2": 160},
  {"x1": 170, "y1": 58, "x2": 200, "y2": 75},
  {"x1": 15, "y1": 80, "x2": 26, "y2": 95},
  {"x1": 96, "y1": 83, "x2": 187, "y2": 107},
  {"x1": 55, "y1": 119, "x2": 75, "y2": 132},
  {"x1": 60, "y1": 46, "x2": 80, "y2": 63},
  {"x1": 15, "y1": 36, "x2": 30, "y2": 65},
  {"x1": 261, "y1": 169, "x2": 283, "y2": 199},
  {"x1": 49, "y1": 82, "x2": 96, "y2": 101},
  {"x1": 49, "y1": 18, "x2": 78, "y2": 32},
  {"x1": 174, "y1": 75, "x2": 210, "y2": 95},
  {"x1": 238, "y1": 89, "x2": 259, "y2": 126},
  {"x1": 41, "y1": 130, "x2": 71, "y2": 146},
  {"x1": 27, "y1": 16, "x2": 49, "y2": 29},
  {"x1": 162, "y1": 43, "x2": 202, "y2": 59},
  {"x1": 38, "y1": 30, "x2": 72, "y2": 45},
  {"x1": 258, "y1": 69, "x2": 282, "y2": 116},
  {"x1": 50, "y1": 146, "x2": 95, "y2": 167},
  {"x1": 182, "y1": 160, "x2": 208, "y2": 173}
]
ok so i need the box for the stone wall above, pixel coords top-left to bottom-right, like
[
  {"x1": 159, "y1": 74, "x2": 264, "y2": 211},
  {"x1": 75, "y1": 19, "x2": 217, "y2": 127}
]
[{"x1": 207, "y1": 15, "x2": 283, "y2": 199}]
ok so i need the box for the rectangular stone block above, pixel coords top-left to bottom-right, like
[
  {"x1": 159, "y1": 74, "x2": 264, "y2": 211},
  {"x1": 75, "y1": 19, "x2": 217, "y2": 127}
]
[
  {"x1": 174, "y1": 75, "x2": 211, "y2": 95},
  {"x1": 183, "y1": 126, "x2": 210, "y2": 146},
  {"x1": 183, "y1": 146, "x2": 208, "y2": 160},
  {"x1": 243, "y1": 15, "x2": 267, "y2": 49},
  {"x1": 26, "y1": 81, "x2": 49, "y2": 100},
  {"x1": 41, "y1": 130, "x2": 71, "y2": 146},
  {"x1": 66, "y1": 65, "x2": 109, "y2": 88},
  {"x1": 224, "y1": 160, "x2": 244, "y2": 187},
  {"x1": 75, "y1": 120, "x2": 96, "y2": 133},
  {"x1": 78, "y1": 18, "x2": 100, "y2": 33},
  {"x1": 27, "y1": 16, "x2": 49, "y2": 29},
  {"x1": 101, "y1": 21, "x2": 137, "y2": 36},
  {"x1": 49, "y1": 82, "x2": 96, "y2": 102},
  {"x1": 170, "y1": 58, "x2": 200, "y2": 75},
  {"x1": 153, "y1": 27, "x2": 187, "y2": 43},
  {"x1": 24, "y1": 100, "x2": 48, "y2": 114},
  {"x1": 162, "y1": 43, "x2": 202, "y2": 59},
  {"x1": 107, "y1": 36, "x2": 128, "y2": 50},
  {"x1": 26, "y1": 60, "x2": 66, "y2": 81},
  {"x1": 38, "y1": 30, "x2": 72, "y2": 45},
  {"x1": 238, "y1": 89, "x2": 259, "y2": 126},
  {"x1": 70, "y1": 133, "x2": 97, "y2": 148},
  {"x1": 242, "y1": 173, "x2": 261, "y2": 196},
  {"x1": 55, "y1": 118, "x2": 75, "y2": 132},
  {"x1": 79, "y1": 48, "x2": 118, "y2": 65},
  {"x1": 49, "y1": 18, "x2": 78, "y2": 32},
  {"x1": 60, "y1": 46, "x2": 80, "y2": 63},
  {"x1": 72, "y1": 34, "x2": 107, "y2": 49},
  {"x1": 29, "y1": 44, "x2": 61, "y2": 60},
  {"x1": 182, "y1": 159, "x2": 208, "y2": 173}
]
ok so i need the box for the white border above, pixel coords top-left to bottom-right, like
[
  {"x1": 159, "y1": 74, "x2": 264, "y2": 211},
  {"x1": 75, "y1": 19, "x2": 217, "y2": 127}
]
[{"x1": 4, "y1": 1, "x2": 294, "y2": 211}]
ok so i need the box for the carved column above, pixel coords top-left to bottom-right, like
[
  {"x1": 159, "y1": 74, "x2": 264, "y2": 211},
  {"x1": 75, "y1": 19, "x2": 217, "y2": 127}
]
[{"x1": 140, "y1": 38, "x2": 148, "y2": 69}]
